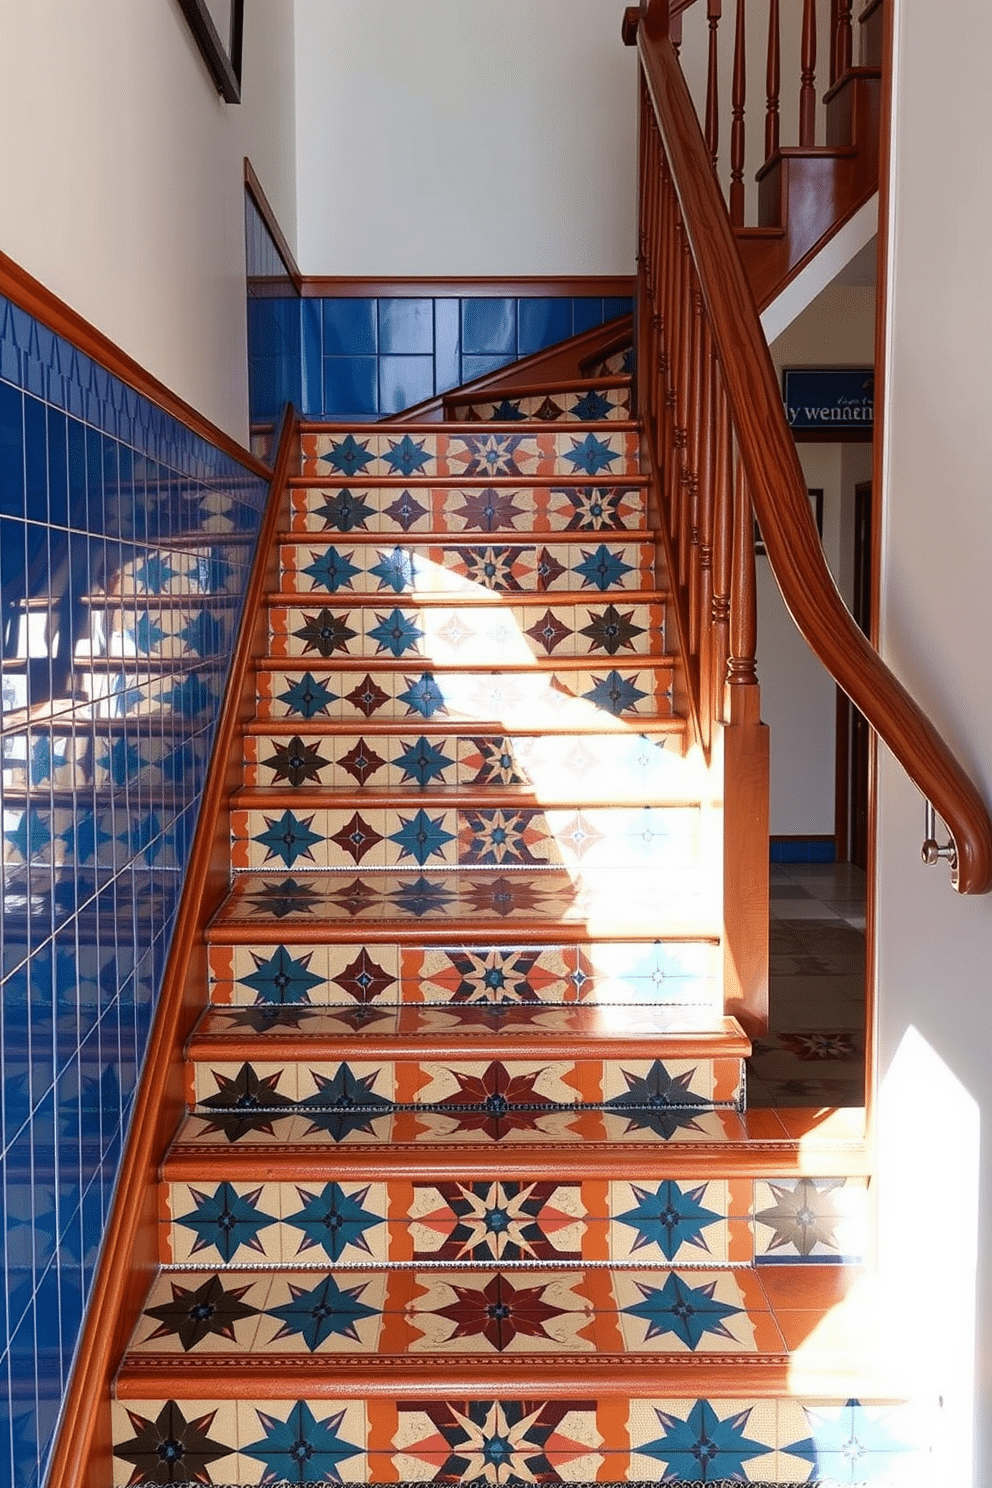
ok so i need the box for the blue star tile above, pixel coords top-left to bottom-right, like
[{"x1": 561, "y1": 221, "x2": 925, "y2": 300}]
[
  {"x1": 583, "y1": 669, "x2": 648, "y2": 716},
  {"x1": 322, "y1": 434, "x2": 374, "y2": 476},
  {"x1": 381, "y1": 434, "x2": 431, "y2": 476},
  {"x1": 396, "y1": 736, "x2": 455, "y2": 785},
  {"x1": 5, "y1": 809, "x2": 53, "y2": 862},
  {"x1": 96, "y1": 737, "x2": 141, "y2": 786},
  {"x1": 132, "y1": 612, "x2": 167, "y2": 654},
  {"x1": 786, "y1": 1399, "x2": 922, "y2": 1483},
  {"x1": 175, "y1": 1181, "x2": 276, "y2": 1262},
  {"x1": 572, "y1": 388, "x2": 614, "y2": 421},
  {"x1": 389, "y1": 808, "x2": 455, "y2": 865},
  {"x1": 284, "y1": 1182, "x2": 382, "y2": 1261},
  {"x1": 398, "y1": 672, "x2": 447, "y2": 718},
  {"x1": 301, "y1": 548, "x2": 361, "y2": 593},
  {"x1": 638, "y1": 1399, "x2": 769, "y2": 1482},
  {"x1": 617, "y1": 1180, "x2": 722, "y2": 1260},
  {"x1": 277, "y1": 672, "x2": 339, "y2": 719},
  {"x1": 242, "y1": 1402, "x2": 362, "y2": 1485},
  {"x1": 240, "y1": 946, "x2": 323, "y2": 1004},
  {"x1": 132, "y1": 554, "x2": 180, "y2": 593},
  {"x1": 624, "y1": 1272, "x2": 742, "y2": 1348},
  {"x1": 368, "y1": 607, "x2": 424, "y2": 658},
  {"x1": 266, "y1": 1274, "x2": 377, "y2": 1349},
  {"x1": 564, "y1": 433, "x2": 619, "y2": 475},
  {"x1": 369, "y1": 546, "x2": 415, "y2": 593},
  {"x1": 178, "y1": 610, "x2": 226, "y2": 658},
  {"x1": 316, "y1": 489, "x2": 375, "y2": 531},
  {"x1": 387, "y1": 874, "x2": 455, "y2": 918},
  {"x1": 574, "y1": 543, "x2": 634, "y2": 591},
  {"x1": 253, "y1": 810, "x2": 323, "y2": 868},
  {"x1": 163, "y1": 673, "x2": 215, "y2": 717}
]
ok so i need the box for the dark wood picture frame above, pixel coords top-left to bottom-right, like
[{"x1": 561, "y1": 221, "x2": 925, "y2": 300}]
[
  {"x1": 755, "y1": 488, "x2": 822, "y2": 557},
  {"x1": 177, "y1": 0, "x2": 244, "y2": 103}
]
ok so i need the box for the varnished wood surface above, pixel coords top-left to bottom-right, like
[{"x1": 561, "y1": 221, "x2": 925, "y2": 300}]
[
  {"x1": 244, "y1": 156, "x2": 303, "y2": 291},
  {"x1": 301, "y1": 275, "x2": 635, "y2": 299},
  {"x1": 637, "y1": 26, "x2": 992, "y2": 892},
  {"x1": 43, "y1": 408, "x2": 298, "y2": 1488},
  {"x1": 0, "y1": 248, "x2": 271, "y2": 477}
]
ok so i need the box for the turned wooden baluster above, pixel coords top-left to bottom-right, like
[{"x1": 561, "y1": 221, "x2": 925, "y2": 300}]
[
  {"x1": 677, "y1": 227, "x2": 696, "y2": 590},
  {"x1": 694, "y1": 333, "x2": 717, "y2": 754},
  {"x1": 728, "y1": 452, "x2": 758, "y2": 692},
  {"x1": 729, "y1": 0, "x2": 746, "y2": 226},
  {"x1": 686, "y1": 281, "x2": 705, "y2": 640},
  {"x1": 799, "y1": 0, "x2": 817, "y2": 148},
  {"x1": 765, "y1": 0, "x2": 780, "y2": 159},
  {"x1": 705, "y1": 0, "x2": 722, "y2": 168},
  {"x1": 711, "y1": 372, "x2": 733, "y2": 725},
  {"x1": 833, "y1": 0, "x2": 853, "y2": 85}
]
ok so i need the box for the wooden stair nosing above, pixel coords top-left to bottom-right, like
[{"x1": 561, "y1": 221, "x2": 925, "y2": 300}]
[
  {"x1": 204, "y1": 918, "x2": 723, "y2": 948},
  {"x1": 242, "y1": 716, "x2": 687, "y2": 738},
  {"x1": 254, "y1": 654, "x2": 677, "y2": 675},
  {"x1": 265, "y1": 588, "x2": 669, "y2": 608},
  {"x1": 288, "y1": 473, "x2": 651, "y2": 489},
  {"x1": 445, "y1": 374, "x2": 632, "y2": 404},
  {"x1": 300, "y1": 419, "x2": 641, "y2": 434},
  {"x1": 230, "y1": 784, "x2": 702, "y2": 811}
]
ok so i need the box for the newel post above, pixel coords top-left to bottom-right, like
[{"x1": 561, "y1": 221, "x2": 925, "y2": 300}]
[{"x1": 721, "y1": 453, "x2": 769, "y2": 1036}]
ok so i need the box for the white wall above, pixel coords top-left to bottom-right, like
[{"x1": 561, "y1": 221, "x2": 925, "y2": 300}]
[
  {"x1": 0, "y1": 0, "x2": 297, "y2": 442},
  {"x1": 875, "y1": 1, "x2": 992, "y2": 1480},
  {"x1": 293, "y1": 0, "x2": 637, "y2": 276},
  {"x1": 760, "y1": 284, "x2": 875, "y2": 835}
]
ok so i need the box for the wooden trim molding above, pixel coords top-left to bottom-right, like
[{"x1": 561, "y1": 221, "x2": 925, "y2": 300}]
[
  {"x1": 299, "y1": 275, "x2": 636, "y2": 299},
  {"x1": 0, "y1": 248, "x2": 270, "y2": 477},
  {"x1": 44, "y1": 405, "x2": 298, "y2": 1488},
  {"x1": 244, "y1": 157, "x2": 303, "y2": 292},
  {"x1": 638, "y1": 22, "x2": 992, "y2": 892}
]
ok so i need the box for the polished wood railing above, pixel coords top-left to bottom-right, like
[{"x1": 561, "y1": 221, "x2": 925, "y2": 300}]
[{"x1": 634, "y1": 0, "x2": 992, "y2": 896}]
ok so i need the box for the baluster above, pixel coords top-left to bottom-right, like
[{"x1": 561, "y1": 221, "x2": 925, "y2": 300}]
[
  {"x1": 705, "y1": 0, "x2": 722, "y2": 168},
  {"x1": 765, "y1": 0, "x2": 780, "y2": 159},
  {"x1": 711, "y1": 378, "x2": 732, "y2": 724},
  {"x1": 833, "y1": 0, "x2": 853, "y2": 84},
  {"x1": 729, "y1": 0, "x2": 747, "y2": 226},
  {"x1": 728, "y1": 452, "x2": 758, "y2": 692},
  {"x1": 676, "y1": 229, "x2": 695, "y2": 588},
  {"x1": 686, "y1": 280, "x2": 704, "y2": 641},
  {"x1": 799, "y1": 0, "x2": 817, "y2": 148},
  {"x1": 696, "y1": 338, "x2": 716, "y2": 753}
]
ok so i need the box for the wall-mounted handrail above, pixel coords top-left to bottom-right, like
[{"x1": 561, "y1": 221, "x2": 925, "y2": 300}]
[{"x1": 635, "y1": 0, "x2": 992, "y2": 893}]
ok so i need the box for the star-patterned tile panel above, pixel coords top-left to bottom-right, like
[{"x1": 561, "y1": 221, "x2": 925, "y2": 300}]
[
  {"x1": 450, "y1": 382, "x2": 632, "y2": 423},
  {"x1": 276, "y1": 537, "x2": 654, "y2": 596},
  {"x1": 229, "y1": 802, "x2": 702, "y2": 873},
  {"x1": 288, "y1": 482, "x2": 650, "y2": 536},
  {"x1": 207, "y1": 939, "x2": 723, "y2": 1012},
  {"x1": 110, "y1": 1392, "x2": 931, "y2": 1487},
  {"x1": 255, "y1": 662, "x2": 674, "y2": 724},
  {"x1": 299, "y1": 428, "x2": 641, "y2": 481},
  {"x1": 266, "y1": 598, "x2": 666, "y2": 663}
]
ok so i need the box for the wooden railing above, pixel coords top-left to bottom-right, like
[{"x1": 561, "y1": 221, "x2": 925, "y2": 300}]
[{"x1": 633, "y1": 0, "x2": 992, "y2": 895}]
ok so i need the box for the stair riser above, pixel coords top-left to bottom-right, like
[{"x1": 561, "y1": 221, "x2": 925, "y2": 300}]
[
  {"x1": 268, "y1": 601, "x2": 666, "y2": 663},
  {"x1": 277, "y1": 539, "x2": 655, "y2": 596},
  {"x1": 299, "y1": 429, "x2": 640, "y2": 482},
  {"x1": 289, "y1": 483, "x2": 649, "y2": 536},
  {"x1": 242, "y1": 730, "x2": 688, "y2": 796},
  {"x1": 230, "y1": 805, "x2": 702, "y2": 874},
  {"x1": 187, "y1": 1054, "x2": 744, "y2": 1110},
  {"x1": 160, "y1": 1174, "x2": 867, "y2": 1268},
  {"x1": 451, "y1": 384, "x2": 632, "y2": 422},
  {"x1": 255, "y1": 666, "x2": 674, "y2": 724},
  {"x1": 207, "y1": 942, "x2": 721, "y2": 1010},
  {"x1": 111, "y1": 1393, "x2": 919, "y2": 1487}
]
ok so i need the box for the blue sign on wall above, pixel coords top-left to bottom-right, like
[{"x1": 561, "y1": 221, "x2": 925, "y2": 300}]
[{"x1": 783, "y1": 367, "x2": 874, "y2": 433}]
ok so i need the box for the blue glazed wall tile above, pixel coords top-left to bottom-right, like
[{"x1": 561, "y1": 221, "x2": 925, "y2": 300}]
[
  {"x1": 462, "y1": 352, "x2": 515, "y2": 382},
  {"x1": 379, "y1": 355, "x2": 434, "y2": 415},
  {"x1": 323, "y1": 356, "x2": 378, "y2": 417},
  {"x1": 462, "y1": 298, "x2": 517, "y2": 356},
  {"x1": 434, "y1": 299, "x2": 460, "y2": 394},
  {"x1": 300, "y1": 298, "x2": 323, "y2": 415},
  {"x1": 322, "y1": 298, "x2": 377, "y2": 355},
  {"x1": 518, "y1": 298, "x2": 572, "y2": 355},
  {"x1": 0, "y1": 291, "x2": 269, "y2": 1482},
  {"x1": 572, "y1": 296, "x2": 605, "y2": 334},
  {"x1": 378, "y1": 298, "x2": 433, "y2": 355}
]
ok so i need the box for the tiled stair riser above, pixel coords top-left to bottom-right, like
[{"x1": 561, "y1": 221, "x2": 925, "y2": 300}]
[
  {"x1": 289, "y1": 482, "x2": 649, "y2": 536},
  {"x1": 299, "y1": 428, "x2": 641, "y2": 482},
  {"x1": 230, "y1": 804, "x2": 703, "y2": 873},
  {"x1": 449, "y1": 382, "x2": 632, "y2": 423},
  {"x1": 276, "y1": 538, "x2": 655, "y2": 595},
  {"x1": 160, "y1": 1174, "x2": 866, "y2": 1268},
  {"x1": 255, "y1": 665, "x2": 675, "y2": 724},
  {"x1": 242, "y1": 729, "x2": 690, "y2": 796},
  {"x1": 110, "y1": 1393, "x2": 922, "y2": 1488},
  {"x1": 206, "y1": 940, "x2": 723, "y2": 1010}
]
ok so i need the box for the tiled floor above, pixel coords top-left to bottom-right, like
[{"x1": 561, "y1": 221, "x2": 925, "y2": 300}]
[{"x1": 748, "y1": 863, "x2": 868, "y2": 1107}]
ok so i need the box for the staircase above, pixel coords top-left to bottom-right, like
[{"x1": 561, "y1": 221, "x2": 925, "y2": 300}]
[{"x1": 100, "y1": 362, "x2": 929, "y2": 1488}]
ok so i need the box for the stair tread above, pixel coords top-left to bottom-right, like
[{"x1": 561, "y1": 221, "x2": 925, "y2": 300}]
[
  {"x1": 231, "y1": 784, "x2": 703, "y2": 808},
  {"x1": 188, "y1": 1005, "x2": 746, "y2": 1056},
  {"x1": 266, "y1": 589, "x2": 668, "y2": 607},
  {"x1": 243, "y1": 717, "x2": 685, "y2": 736}
]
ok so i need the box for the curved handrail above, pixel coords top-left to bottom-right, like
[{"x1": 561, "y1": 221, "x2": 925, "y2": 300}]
[{"x1": 637, "y1": 10, "x2": 992, "y2": 893}]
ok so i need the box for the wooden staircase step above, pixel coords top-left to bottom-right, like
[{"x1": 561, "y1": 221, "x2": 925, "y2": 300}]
[
  {"x1": 287, "y1": 478, "x2": 650, "y2": 536},
  {"x1": 207, "y1": 868, "x2": 720, "y2": 942},
  {"x1": 299, "y1": 424, "x2": 641, "y2": 482}
]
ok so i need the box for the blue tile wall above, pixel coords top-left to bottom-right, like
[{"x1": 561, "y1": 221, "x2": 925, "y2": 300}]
[
  {"x1": 245, "y1": 194, "x2": 300, "y2": 438},
  {"x1": 0, "y1": 293, "x2": 269, "y2": 1487}
]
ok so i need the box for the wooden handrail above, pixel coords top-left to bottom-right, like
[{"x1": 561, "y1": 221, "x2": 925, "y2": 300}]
[{"x1": 636, "y1": 8, "x2": 992, "y2": 893}]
